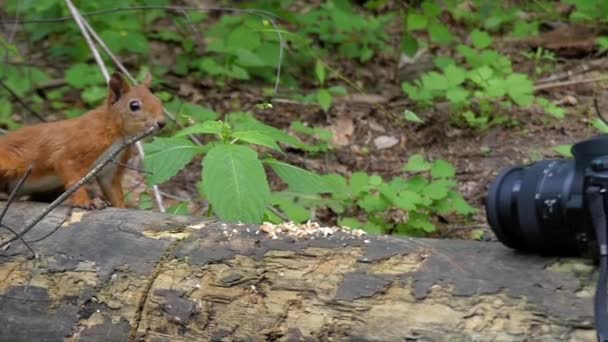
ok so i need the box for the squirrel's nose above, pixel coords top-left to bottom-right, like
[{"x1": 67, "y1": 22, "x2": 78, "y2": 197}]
[{"x1": 156, "y1": 120, "x2": 166, "y2": 129}]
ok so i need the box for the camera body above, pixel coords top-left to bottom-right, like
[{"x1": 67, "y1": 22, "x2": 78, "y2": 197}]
[{"x1": 485, "y1": 135, "x2": 608, "y2": 257}]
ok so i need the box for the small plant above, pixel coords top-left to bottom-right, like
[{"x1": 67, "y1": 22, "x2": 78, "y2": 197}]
[
  {"x1": 270, "y1": 154, "x2": 476, "y2": 236},
  {"x1": 297, "y1": 0, "x2": 395, "y2": 62}
]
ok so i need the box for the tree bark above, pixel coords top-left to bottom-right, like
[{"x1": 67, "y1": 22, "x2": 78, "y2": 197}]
[{"x1": 0, "y1": 202, "x2": 598, "y2": 341}]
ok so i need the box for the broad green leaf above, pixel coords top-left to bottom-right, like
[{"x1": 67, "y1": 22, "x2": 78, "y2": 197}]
[
  {"x1": 233, "y1": 131, "x2": 282, "y2": 151},
  {"x1": 554, "y1": 144, "x2": 573, "y2": 158},
  {"x1": 317, "y1": 89, "x2": 332, "y2": 112},
  {"x1": 350, "y1": 172, "x2": 369, "y2": 195},
  {"x1": 369, "y1": 175, "x2": 383, "y2": 186},
  {"x1": 144, "y1": 137, "x2": 200, "y2": 185},
  {"x1": 270, "y1": 194, "x2": 311, "y2": 222},
  {"x1": 315, "y1": 59, "x2": 326, "y2": 85},
  {"x1": 173, "y1": 103, "x2": 219, "y2": 123},
  {"x1": 174, "y1": 121, "x2": 224, "y2": 137},
  {"x1": 470, "y1": 29, "x2": 493, "y2": 49},
  {"x1": 339, "y1": 217, "x2": 362, "y2": 229},
  {"x1": 403, "y1": 154, "x2": 431, "y2": 172},
  {"x1": 265, "y1": 159, "x2": 331, "y2": 194},
  {"x1": 408, "y1": 212, "x2": 435, "y2": 233},
  {"x1": 393, "y1": 190, "x2": 423, "y2": 210},
  {"x1": 404, "y1": 110, "x2": 424, "y2": 123},
  {"x1": 424, "y1": 179, "x2": 455, "y2": 200},
  {"x1": 468, "y1": 66, "x2": 494, "y2": 86},
  {"x1": 421, "y1": 72, "x2": 449, "y2": 91},
  {"x1": 235, "y1": 49, "x2": 266, "y2": 67},
  {"x1": 446, "y1": 87, "x2": 469, "y2": 104},
  {"x1": 429, "y1": 23, "x2": 453, "y2": 45},
  {"x1": 229, "y1": 115, "x2": 307, "y2": 149},
  {"x1": 65, "y1": 64, "x2": 106, "y2": 88},
  {"x1": 444, "y1": 64, "x2": 467, "y2": 86},
  {"x1": 202, "y1": 144, "x2": 270, "y2": 223},
  {"x1": 431, "y1": 160, "x2": 456, "y2": 179},
  {"x1": 401, "y1": 35, "x2": 419, "y2": 57},
  {"x1": 167, "y1": 202, "x2": 190, "y2": 215},
  {"x1": 81, "y1": 86, "x2": 107, "y2": 105},
  {"x1": 406, "y1": 13, "x2": 428, "y2": 31},
  {"x1": 358, "y1": 193, "x2": 389, "y2": 213},
  {"x1": 363, "y1": 222, "x2": 385, "y2": 234}
]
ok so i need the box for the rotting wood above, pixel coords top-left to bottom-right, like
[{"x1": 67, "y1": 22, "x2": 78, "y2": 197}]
[{"x1": 0, "y1": 202, "x2": 598, "y2": 341}]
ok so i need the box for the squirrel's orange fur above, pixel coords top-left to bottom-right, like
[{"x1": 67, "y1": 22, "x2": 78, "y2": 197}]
[{"x1": 0, "y1": 72, "x2": 165, "y2": 209}]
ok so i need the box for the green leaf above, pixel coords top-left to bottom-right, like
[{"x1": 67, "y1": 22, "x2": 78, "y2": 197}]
[
  {"x1": 350, "y1": 172, "x2": 369, "y2": 195},
  {"x1": 81, "y1": 86, "x2": 107, "y2": 105},
  {"x1": 363, "y1": 222, "x2": 385, "y2": 234},
  {"x1": 404, "y1": 110, "x2": 424, "y2": 123},
  {"x1": 554, "y1": 144, "x2": 573, "y2": 158},
  {"x1": 406, "y1": 13, "x2": 428, "y2": 31},
  {"x1": 234, "y1": 49, "x2": 266, "y2": 67},
  {"x1": 421, "y1": 72, "x2": 449, "y2": 91},
  {"x1": 403, "y1": 154, "x2": 431, "y2": 173},
  {"x1": 401, "y1": 35, "x2": 419, "y2": 57},
  {"x1": 470, "y1": 29, "x2": 493, "y2": 49},
  {"x1": 144, "y1": 137, "x2": 200, "y2": 185},
  {"x1": 446, "y1": 87, "x2": 470, "y2": 104},
  {"x1": 202, "y1": 144, "x2": 270, "y2": 223},
  {"x1": 65, "y1": 64, "x2": 106, "y2": 88},
  {"x1": 429, "y1": 23, "x2": 453, "y2": 45},
  {"x1": 444, "y1": 64, "x2": 467, "y2": 87},
  {"x1": 315, "y1": 59, "x2": 326, "y2": 85},
  {"x1": 317, "y1": 89, "x2": 332, "y2": 112},
  {"x1": 424, "y1": 179, "x2": 455, "y2": 200},
  {"x1": 369, "y1": 175, "x2": 383, "y2": 186},
  {"x1": 393, "y1": 190, "x2": 423, "y2": 210},
  {"x1": 358, "y1": 193, "x2": 389, "y2": 213},
  {"x1": 232, "y1": 131, "x2": 282, "y2": 151},
  {"x1": 339, "y1": 217, "x2": 362, "y2": 229},
  {"x1": 265, "y1": 159, "x2": 331, "y2": 194},
  {"x1": 431, "y1": 160, "x2": 456, "y2": 179},
  {"x1": 174, "y1": 121, "x2": 224, "y2": 137},
  {"x1": 167, "y1": 202, "x2": 190, "y2": 215},
  {"x1": 468, "y1": 66, "x2": 494, "y2": 86},
  {"x1": 408, "y1": 212, "x2": 435, "y2": 233}
]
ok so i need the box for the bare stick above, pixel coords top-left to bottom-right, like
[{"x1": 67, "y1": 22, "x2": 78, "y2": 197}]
[
  {"x1": 534, "y1": 76, "x2": 608, "y2": 91},
  {"x1": 65, "y1": 0, "x2": 165, "y2": 212},
  {"x1": 64, "y1": 0, "x2": 109, "y2": 81},
  {"x1": 0, "y1": 165, "x2": 32, "y2": 223},
  {"x1": 0, "y1": 126, "x2": 159, "y2": 250},
  {"x1": 0, "y1": 79, "x2": 47, "y2": 122},
  {"x1": 0, "y1": 165, "x2": 36, "y2": 257}
]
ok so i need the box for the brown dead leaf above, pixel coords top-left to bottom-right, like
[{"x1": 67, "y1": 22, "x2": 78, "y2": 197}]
[
  {"x1": 330, "y1": 116, "x2": 355, "y2": 147},
  {"x1": 524, "y1": 24, "x2": 602, "y2": 57}
]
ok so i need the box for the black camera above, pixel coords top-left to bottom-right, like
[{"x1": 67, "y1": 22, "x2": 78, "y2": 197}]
[{"x1": 485, "y1": 134, "x2": 608, "y2": 341}]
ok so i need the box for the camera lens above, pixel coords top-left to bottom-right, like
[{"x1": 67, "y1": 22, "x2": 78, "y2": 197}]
[{"x1": 485, "y1": 160, "x2": 580, "y2": 254}]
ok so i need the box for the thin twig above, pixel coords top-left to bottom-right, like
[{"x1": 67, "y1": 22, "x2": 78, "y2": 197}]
[
  {"x1": 0, "y1": 125, "x2": 159, "y2": 250},
  {"x1": 594, "y1": 98, "x2": 608, "y2": 127},
  {"x1": 0, "y1": 165, "x2": 36, "y2": 257},
  {"x1": 0, "y1": 79, "x2": 47, "y2": 122},
  {"x1": 112, "y1": 160, "x2": 151, "y2": 174},
  {"x1": 0, "y1": 165, "x2": 32, "y2": 223},
  {"x1": 65, "y1": 0, "x2": 165, "y2": 212},
  {"x1": 534, "y1": 76, "x2": 608, "y2": 91},
  {"x1": 26, "y1": 209, "x2": 71, "y2": 243},
  {"x1": 64, "y1": 0, "x2": 109, "y2": 81}
]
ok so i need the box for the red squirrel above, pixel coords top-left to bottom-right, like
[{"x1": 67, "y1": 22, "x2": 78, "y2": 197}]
[{"x1": 0, "y1": 72, "x2": 165, "y2": 209}]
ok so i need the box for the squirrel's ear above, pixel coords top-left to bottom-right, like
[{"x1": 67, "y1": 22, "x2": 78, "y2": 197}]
[
  {"x1": 142, "y1": 72, "x2": 153, "y2": 88},
  {"x1": 108, "y1": 72, "x2": 130, "y2": 104}
]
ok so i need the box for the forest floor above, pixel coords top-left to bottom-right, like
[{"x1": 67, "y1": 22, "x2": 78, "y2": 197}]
[{"x1": 151, "y1": 19, "x2": 608, "y2": 241}]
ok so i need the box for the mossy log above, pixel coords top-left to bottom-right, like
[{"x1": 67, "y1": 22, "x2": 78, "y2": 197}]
[{"x1": 0, "y1": 202, "x2": 598, "y2": 341}]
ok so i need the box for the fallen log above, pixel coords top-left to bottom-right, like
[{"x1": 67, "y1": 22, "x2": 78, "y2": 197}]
[{"x1": 0, "y1": 202, "x2": 598, "y2": 341}]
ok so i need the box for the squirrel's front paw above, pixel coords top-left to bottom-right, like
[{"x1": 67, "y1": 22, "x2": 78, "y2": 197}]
[{"x1": 72, "y1": 198, "x2": 111, "y2": 210}]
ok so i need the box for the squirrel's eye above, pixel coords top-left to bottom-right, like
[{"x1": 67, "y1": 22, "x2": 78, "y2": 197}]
[{"x1": 129, "y1": 100, "x2": 142, "y2": 112}]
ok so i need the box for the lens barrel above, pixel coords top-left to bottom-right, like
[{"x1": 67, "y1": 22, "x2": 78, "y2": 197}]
[{"x1": 485, "y1": 160, "x2": 581, "y2": 254}]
